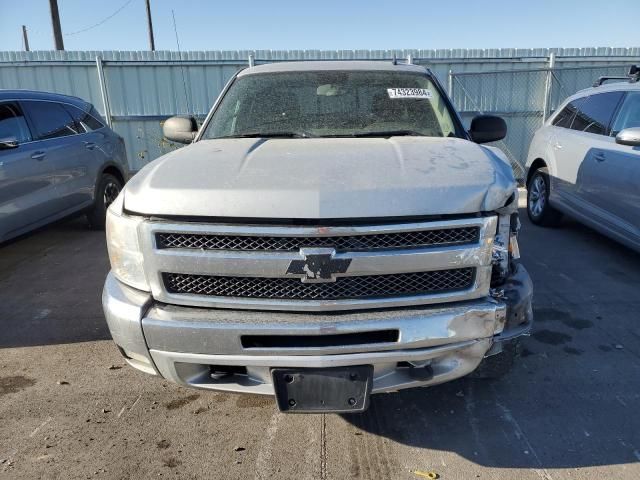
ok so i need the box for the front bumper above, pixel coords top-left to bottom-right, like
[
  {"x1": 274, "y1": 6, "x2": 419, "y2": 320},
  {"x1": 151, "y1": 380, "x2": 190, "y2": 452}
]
[{"x1": 102, "y1": 264, "x2": 533, "y2": 395}]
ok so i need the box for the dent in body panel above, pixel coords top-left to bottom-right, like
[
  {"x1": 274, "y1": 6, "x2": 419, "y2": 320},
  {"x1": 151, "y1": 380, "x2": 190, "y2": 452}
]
[{"x1": 480, "y1": 145, "x2": 518, "y2": 212}]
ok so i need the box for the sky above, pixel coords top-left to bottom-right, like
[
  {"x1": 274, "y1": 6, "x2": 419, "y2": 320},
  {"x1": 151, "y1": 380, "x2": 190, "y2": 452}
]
[{"x1": 0, "y1": 0, "x2": 638, "y2": 52}]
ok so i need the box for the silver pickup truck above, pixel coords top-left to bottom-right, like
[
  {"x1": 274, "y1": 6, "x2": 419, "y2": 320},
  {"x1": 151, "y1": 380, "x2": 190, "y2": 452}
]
[{"x1": 103, "y1": 60, "x2": 533, "y2": 413}]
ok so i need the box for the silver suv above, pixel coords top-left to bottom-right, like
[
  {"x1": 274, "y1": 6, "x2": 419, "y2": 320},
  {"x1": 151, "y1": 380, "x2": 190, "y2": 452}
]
[
  {"x1": 525, "y1": 67, "x2": 640, "y2": 251},
  {"x1": 103, "y1": 61, "x2": 533, "y2": 413},
  {"x1": 0, "y1": 90, "x2": 129, "y2": 242}
]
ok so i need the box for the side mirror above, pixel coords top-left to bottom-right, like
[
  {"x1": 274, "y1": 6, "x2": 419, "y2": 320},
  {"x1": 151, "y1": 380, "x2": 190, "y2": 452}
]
[
  {"x1": 162, "y1": 116, "x2": 198, "y2": 144},
  {"x1": 615, "y1": 127, "x2": 640, "y2": 147},
  {"x1": 469, "y1": 115, "x2": 507, "y2": 144},
  {"x1": 0, "y1": 137, "x2": 19, "y2": 150}
]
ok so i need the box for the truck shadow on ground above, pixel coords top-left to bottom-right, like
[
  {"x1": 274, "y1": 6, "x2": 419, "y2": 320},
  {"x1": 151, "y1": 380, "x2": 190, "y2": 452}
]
[
  {"x1": 0, "y1": 216, "x2": 112, "y2": 349},
  {"x1": 342, "y1": 368, "x2": 640, "y2": 469}
]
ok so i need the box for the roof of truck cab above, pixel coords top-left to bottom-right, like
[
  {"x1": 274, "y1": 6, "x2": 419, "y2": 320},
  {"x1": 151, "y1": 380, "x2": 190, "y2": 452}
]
[
  {"x1": 238, "y1": 60, "x2": 429, "y2": 76},
  {"x1": 0, "y1": 89, "x2": 90, "y2": 108}
]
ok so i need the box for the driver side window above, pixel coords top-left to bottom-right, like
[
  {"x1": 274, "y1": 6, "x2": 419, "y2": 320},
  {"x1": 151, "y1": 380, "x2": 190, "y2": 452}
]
[
  {"x1": 570, "y1": 92, "x2": 624, "y2": 136},
  {"x1": 611, "y1": 92, "x2": 640, "y2": 136},
  {"x1": 0, "y1": 102, "x2": 32, "y2": 144}
]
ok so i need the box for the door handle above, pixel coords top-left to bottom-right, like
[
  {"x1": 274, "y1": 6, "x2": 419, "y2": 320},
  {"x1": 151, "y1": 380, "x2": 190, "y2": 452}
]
[
  {"x1": 594, "y1": 152, "x2": 606, "y2": 162},
  {"x1": 31, "y1": 151, "x2": 46, "y2": 160},
  {"x1": 553, "y1": 142, "x2": 563, "y2": 150},
  {"x1": 84, "y1": 142, "x2": 96, "y2": 150}
]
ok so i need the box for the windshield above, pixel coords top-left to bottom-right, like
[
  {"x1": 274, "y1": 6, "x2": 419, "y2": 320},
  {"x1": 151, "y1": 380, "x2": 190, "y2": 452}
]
[{"x1": 202, "y1": 70, "x2": 460, "y2": 139}]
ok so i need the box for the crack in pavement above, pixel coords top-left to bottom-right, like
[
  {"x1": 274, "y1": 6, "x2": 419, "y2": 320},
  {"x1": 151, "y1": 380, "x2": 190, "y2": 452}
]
[
  {"x1": 254, "y1": 411, "x2": 281, "y2": 480},
  {"x1": 320, "y1": 414, "x2": 327, "y2": 480}
]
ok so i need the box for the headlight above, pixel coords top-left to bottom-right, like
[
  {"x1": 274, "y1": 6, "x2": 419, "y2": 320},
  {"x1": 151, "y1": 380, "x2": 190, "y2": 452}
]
[
  {"x1": 508, "y1": 217, "x2": 521, "y2": 260},
  {"x1": 492, "y1": 212, "x2": 520, "y2": 284},
  {"x1": 106, "y1": 193, "x2": 149, "y2": 291}
]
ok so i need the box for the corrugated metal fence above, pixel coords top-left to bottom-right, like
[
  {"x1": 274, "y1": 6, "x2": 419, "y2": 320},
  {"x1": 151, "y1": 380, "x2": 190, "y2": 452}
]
[{"x1": 1, "y1": 48, "x2": 639, "y2": 174}]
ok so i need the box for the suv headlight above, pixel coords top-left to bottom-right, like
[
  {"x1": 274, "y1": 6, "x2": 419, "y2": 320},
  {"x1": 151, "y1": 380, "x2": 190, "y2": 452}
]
[{"x1": 106, "y1": 193, "x2": 149, "y2": 291}]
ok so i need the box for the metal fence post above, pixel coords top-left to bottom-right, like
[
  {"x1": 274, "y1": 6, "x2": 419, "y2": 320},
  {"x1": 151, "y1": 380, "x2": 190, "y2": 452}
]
[
  {"x1": 542, "y1": 52, "x2": 556, "y2": 122},
  {"x1": 95, "y1": 55, "x2": 113, "y2": 128}
]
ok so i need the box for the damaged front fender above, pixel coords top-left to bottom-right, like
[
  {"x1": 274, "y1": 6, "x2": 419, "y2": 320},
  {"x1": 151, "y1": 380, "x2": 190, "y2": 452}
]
[{"x1": 487, "y1": 263, "x2": 534, "y2": 357}]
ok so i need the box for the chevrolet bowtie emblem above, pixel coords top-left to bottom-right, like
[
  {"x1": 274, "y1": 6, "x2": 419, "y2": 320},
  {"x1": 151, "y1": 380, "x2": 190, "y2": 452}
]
[{"x1": 286, "y1": 248, "x2": 352, "y2": 283}]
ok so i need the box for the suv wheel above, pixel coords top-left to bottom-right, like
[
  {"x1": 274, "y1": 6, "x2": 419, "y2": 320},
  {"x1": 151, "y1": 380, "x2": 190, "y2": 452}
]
[
  {"x1": 87, "y1": 173, "x2": 122, "y2": 230},
  {"x1": 527, "y1": 167, "x2": 562, "y2": 226}
]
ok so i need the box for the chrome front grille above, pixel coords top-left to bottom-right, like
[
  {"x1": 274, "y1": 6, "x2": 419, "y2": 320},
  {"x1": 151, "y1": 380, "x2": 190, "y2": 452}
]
[
  {"x1": 140, "y1": 216, "x2": 497, "y2": 312},
  {"x1": 163, "y1": 268, "x2": 475, "y2": 301},
  {"x1": 156, "y1": 227, "x2": 479, "y2": 252}
]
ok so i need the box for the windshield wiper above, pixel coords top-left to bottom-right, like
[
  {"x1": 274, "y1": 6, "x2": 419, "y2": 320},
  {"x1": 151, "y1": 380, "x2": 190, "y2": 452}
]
[
  {"x1": 321, "y1": 130, "x2": 426, "y2": 138},
  {"x1": 215, "y1": 130, "x2": 426, "y2": 139},
  {"x1": 216, "y1": 131, "x2": 314, "y2": 139}
]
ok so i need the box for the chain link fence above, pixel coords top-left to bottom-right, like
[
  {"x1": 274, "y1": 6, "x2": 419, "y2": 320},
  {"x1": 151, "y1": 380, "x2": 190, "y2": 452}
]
[{"x1": 449, "y1": 64, "x2": 633, "y2": 182}]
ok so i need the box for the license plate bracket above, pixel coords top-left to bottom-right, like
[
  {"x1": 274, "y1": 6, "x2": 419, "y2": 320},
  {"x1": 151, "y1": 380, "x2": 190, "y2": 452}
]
[{"x1": 271, "y1": 365, "x2": 373, "y2": 413}]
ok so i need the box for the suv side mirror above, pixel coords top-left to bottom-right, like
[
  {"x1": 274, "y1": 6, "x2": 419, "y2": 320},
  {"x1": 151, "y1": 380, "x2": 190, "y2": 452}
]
[
  {"x1": 469, "y1": 115, "x2": 507, "y2": 144},
  {"x1": 0, "y1": 137, "x2": 19, "y2": 150},
  {"x1": 162, "y1": 116, "x2": 198, "y2": 144},
  {"x1": 615, "y1": 127, "x2": 640, "y2": 147}
]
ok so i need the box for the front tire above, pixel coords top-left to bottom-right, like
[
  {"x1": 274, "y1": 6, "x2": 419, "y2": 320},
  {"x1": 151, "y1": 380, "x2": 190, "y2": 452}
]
[
  {"x1": 527, "y1": 167, "x2": 562, "y2": 226},
  {"x1": 87, "y1": 173, "x2": 122, "y2": 230}
]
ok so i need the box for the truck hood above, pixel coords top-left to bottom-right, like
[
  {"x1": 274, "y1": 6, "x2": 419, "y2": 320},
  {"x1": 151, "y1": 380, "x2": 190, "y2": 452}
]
[{"x1": 124, "y1": 137, "x2": 516, "y2": 219}]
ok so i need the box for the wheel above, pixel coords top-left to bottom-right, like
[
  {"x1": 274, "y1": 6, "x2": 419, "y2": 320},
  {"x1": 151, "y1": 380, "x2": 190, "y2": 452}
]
[
  {"x1": 87, "y1": 173, "x2": 122, "y2": 230},
  {"x1": 471, "y1": 340, "x2": 520, "y2": 379},
  {"x1": 527, "y1": 167, "x2": 563, "y2": 226}
]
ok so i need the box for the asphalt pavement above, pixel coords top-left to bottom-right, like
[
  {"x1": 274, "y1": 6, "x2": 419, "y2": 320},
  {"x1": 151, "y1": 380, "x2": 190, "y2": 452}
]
[{"x1": 1, "y1": 210, "x2": 640, "y2": 480}]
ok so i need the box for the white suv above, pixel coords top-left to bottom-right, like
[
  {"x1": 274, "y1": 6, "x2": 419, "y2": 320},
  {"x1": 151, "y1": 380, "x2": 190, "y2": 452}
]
[{"x1": 525, "y1": 67, "x2": 640, "y2": 252}]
